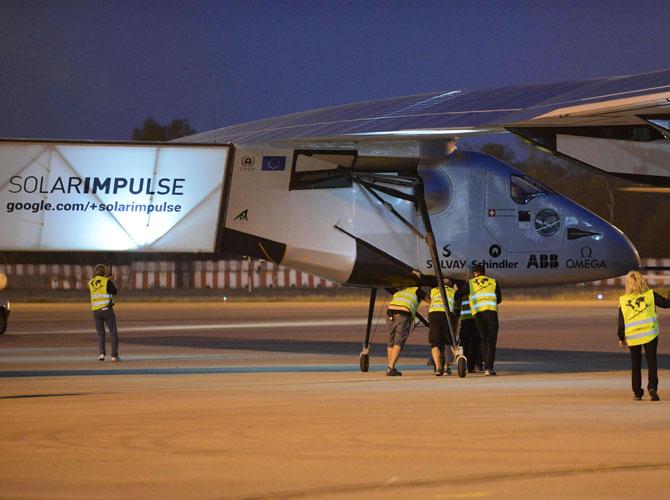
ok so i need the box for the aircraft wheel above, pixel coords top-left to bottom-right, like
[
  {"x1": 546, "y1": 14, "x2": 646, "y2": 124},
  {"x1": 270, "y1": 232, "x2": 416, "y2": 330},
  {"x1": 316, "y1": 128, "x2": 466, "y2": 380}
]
[
  {"x1": 359, "y1": 352, "x2": 369, "y2": 372},
  {"x1": 457, "y1": 356, "x2": 467, "y2": 378}
]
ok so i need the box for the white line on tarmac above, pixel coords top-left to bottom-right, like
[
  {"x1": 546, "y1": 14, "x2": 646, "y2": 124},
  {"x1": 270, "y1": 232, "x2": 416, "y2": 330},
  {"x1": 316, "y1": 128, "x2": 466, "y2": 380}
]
[{"x1": 11, "y1": 318, "x2": 369, "y2": 336}]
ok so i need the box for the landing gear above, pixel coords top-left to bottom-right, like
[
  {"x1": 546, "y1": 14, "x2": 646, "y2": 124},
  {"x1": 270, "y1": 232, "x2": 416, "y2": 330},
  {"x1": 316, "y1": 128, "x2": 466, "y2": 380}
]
[
  {"x1": 350, "y1": 166, "x2": 467, "y2": 379},
  {"x1": 455, "y1": 348, "x2": 467, "y2": 378},
  {"x1": 359, "y1": 351, "x2": 369, "y2": 372},
  {"x1": 359, "y1": 288, "x2": 377, "y2": 372}
]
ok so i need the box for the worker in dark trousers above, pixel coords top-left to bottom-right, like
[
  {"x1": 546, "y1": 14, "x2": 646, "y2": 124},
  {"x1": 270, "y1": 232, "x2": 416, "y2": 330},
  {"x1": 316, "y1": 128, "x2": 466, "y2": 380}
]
[
  {"x1": 617, "y1": 270, "x2": 670, "y2": 401},
  {"x1": 469, "y1": 263, "x2": 502, "y2": 376},
  {"x1": 428, "y1": 278, "x2": 456, "y2": 376},
  {"x1": 386, "y1": 287, "x2": 426, "y2": 376},
  {"x1": 88, "y1": 264, "x2": 120, "y2": 362},
  {"x1": 454, "y1": 280, "x2": 482, "y2": 373}
]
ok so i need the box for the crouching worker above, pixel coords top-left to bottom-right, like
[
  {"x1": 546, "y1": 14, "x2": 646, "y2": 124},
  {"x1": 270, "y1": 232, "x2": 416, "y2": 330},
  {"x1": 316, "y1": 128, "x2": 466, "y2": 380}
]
[
  {"x1": 386, "y1": 287, "x2": 426, "y2": 376},
  {"x1": 618, "y1": 271, "x2": 670, "y2": 401},
  {"x1": 428, "y1": 278, "x2": 456, "y2": 376}
]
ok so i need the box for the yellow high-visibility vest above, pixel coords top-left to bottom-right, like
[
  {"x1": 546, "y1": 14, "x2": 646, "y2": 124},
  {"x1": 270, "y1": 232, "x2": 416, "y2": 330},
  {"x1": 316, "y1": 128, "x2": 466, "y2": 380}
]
[
  {"x1": 389, "y1": 287, "x2": 419, "y2": 317},
  {"x1": 429, "y1": 286, "x2": 455, "y2": 313},
  {"x1": 469, "y1": 276, "x2": 498, "y2": 316},
  {"x1": 619, "y1": 289, "x2": 659, "y2": 346},
  {"x1": 89, "y1": 276, "x2": 112, "y2": 311},
  {"x1": 460, "y1": 298, "x2": 473, "y2": 320}
]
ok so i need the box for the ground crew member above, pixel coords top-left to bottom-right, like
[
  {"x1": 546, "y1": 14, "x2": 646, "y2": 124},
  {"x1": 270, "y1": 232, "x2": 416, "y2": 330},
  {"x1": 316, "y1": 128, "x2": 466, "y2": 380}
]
[
  {"x1": 428, "y1": 278, "x2": 456, "y2": 376},
  {"x1": 454, "y1": 280, "x2": 482, "y2": 373},
  {"x1": 386, "y1": 286, "x2": 426, "y2": 376},
  {"x1": 617, "y1": 271, "x2": 670, "y2": 401},
  {"x1": 89, "y1": 264, "x2": 120, "y2": 362},
  {"x1": 469, "y1": 263, "x2": 502, "y2": 376}
]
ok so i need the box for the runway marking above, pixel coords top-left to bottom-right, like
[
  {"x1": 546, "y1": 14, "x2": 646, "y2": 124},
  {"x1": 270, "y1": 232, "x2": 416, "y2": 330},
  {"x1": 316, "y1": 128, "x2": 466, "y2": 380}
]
[
  {"x1": 10, "y1": 318, "x2": 369, "y2": 336},
  {"x1": 437, "y1": 493, "x2": 489, "y2": 499},
  {"x1": 0, "y1": 393, "x2": 91, "y2": 399},
  {"x1": 0, "y1": 363, "x2": 429, "y2": 378}
]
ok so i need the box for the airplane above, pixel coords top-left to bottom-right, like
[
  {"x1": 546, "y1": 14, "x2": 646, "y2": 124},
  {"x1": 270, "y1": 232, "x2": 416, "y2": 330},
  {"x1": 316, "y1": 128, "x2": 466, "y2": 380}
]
[
  {"x1": 1, "y1": 68, "x2": 669, "y2": 374},
  {"x1": 175, "y1": 68, "x2": 670, "y2": 374}
]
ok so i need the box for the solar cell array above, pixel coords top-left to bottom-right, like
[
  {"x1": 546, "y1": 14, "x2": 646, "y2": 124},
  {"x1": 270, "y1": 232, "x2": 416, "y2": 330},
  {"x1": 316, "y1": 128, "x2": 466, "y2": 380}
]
[{"x1": 184, "y1": 69, "x2": 670, "y2": 144}]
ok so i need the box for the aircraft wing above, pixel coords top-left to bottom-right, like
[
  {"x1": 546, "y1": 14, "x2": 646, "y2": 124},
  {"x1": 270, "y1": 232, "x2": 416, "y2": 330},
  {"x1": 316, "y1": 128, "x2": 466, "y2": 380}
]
[{"x1": 186, "y1": 68, "x2": 670, "y2": 185}]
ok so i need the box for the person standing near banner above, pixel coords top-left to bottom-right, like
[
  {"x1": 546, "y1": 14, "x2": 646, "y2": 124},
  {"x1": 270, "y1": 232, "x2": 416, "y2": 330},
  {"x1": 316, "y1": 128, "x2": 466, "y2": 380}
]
[
  {"x1": 89, "y1": 264, "x2": 120, "y2": 362},
  {"x1": 618, "y1": 271, "x2": 670, "y2": 401}
]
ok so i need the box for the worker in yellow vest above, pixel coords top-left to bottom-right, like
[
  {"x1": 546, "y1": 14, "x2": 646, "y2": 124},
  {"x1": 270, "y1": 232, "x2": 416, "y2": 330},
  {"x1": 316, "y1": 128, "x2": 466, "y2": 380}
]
[
  {"x1": 88, "y1": 264, "x2": 120, "y2": 362},
  {"x1": 469, "y1": 263, "x2": 502, "y2": 375},
  {"x1": 428, "y1": 278, "x2": 455, "y2": 376},
  {"x1": 454, "y1": 279, "x2": 483, "y2": 373},
  {"x1": 618, "y1": 271, "x2": 670, "y2": 401},
  {"x1": 386, "y1": 286, "x2": 427, "y2": 376}
]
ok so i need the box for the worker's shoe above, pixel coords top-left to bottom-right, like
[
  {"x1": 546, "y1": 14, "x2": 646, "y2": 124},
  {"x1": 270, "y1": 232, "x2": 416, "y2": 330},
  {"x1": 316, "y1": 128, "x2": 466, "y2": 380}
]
[
  {"x1": 485, "y1": 370, "x2": 497, "y2": 376},
  {"x1": 111, "y1": 356, "x2": 121, "y2": 362},
  {"x1": 445, "y1": 366, "x2": 452, "y2": 376},
  {"x1": 649, "y1": 389, "x2": 660, "y2": 401},
  {"x1": 634, "y1": 390, "x2": 644, "y2": 401},
  {"x1": 98, "y1": 354, "x2": 105, "y2": 362},
  {"x1": 386, "y1": 367, "x2": 402, "y2": 376}
]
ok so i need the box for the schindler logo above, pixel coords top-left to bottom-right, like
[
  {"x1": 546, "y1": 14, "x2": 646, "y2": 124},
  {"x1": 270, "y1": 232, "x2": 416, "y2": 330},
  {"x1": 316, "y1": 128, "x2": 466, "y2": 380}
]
[{"x1": 234, "y1": 209, "x2": 248, "y2": 222}]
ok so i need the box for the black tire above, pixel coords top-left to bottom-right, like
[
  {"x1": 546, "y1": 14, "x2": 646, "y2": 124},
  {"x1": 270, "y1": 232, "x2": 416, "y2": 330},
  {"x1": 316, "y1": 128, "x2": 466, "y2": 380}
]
[
  {"x1": 359, "y1": 352, "x2": 369, "y2": 372},
  {"x1": 0, "y1": 310, "x2": 6, "y2": 335},
  {"x1": 457, "y1": 355, "x2": 467, "y2": 378}
]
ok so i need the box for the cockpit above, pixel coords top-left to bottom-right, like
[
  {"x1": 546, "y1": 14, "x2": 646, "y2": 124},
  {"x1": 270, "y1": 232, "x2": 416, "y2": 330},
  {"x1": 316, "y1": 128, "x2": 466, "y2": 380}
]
[{"x1": 510, "y1": 175, "x2": 553, "y2": 205}]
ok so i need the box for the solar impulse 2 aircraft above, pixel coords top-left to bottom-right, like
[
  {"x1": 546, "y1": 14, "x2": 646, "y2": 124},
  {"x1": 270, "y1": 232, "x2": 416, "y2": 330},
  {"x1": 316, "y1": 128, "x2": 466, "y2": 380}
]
[{"x1": 1, "y1": 68, "x2": 669, "y2": 374}]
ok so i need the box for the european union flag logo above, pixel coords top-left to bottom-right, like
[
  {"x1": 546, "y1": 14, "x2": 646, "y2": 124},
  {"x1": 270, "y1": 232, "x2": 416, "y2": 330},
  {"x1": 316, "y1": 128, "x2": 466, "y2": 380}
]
[{"x1": 261, "y1": 156, "x2": 286, "y2": 171}]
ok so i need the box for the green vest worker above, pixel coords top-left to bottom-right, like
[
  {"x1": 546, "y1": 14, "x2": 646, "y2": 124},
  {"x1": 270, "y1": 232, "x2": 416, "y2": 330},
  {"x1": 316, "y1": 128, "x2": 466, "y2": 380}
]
[
  {"x1": 455, "y1": 280, "x2": 482, "y2": 373},
  {"x1": 428, "y1": 280, "x2": 455, "y2": 375},
  {"x1": 88, "y1": 264, "x2": 120, "y2": 362},
  {"x1": 617, "y1": 271, "x2": 670, "y2": 401},
  {"x1": 469, "y1": 263, "x2": 502, "y2": 375},
  {"x1": 386, "y1": 287, "x2": 426, "y2": 376}
]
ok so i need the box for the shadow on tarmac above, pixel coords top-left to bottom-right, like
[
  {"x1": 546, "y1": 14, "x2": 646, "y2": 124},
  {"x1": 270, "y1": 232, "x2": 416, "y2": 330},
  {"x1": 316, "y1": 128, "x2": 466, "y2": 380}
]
[{"x1": 122, "y1": 335, "x2": 670, "y2": 374}]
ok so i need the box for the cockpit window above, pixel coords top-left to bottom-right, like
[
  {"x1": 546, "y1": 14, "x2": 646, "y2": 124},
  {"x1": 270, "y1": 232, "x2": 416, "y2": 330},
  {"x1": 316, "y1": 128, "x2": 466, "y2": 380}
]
[{"x1": 510, "y1": 175, "x2": 552, "y2": 205}]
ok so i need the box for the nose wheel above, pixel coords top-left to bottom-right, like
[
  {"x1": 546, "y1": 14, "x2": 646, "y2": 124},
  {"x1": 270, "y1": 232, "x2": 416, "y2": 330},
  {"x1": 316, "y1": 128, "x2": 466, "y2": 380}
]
[
  {"x1": 456, "y1": 355, "x2": 467, "y2": 378},
  {"x1": 359, "y1": 350, "x2": 370, "y2": 372},
  {"x1": 452, "y1": 346, "x2": 467, "y2": 378}
]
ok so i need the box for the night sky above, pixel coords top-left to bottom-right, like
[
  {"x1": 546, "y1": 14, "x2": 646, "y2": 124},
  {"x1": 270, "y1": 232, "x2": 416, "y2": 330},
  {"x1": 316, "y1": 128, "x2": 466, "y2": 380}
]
[{"x1": 1, "y1": 0, "x2": 669, "y2": 140}]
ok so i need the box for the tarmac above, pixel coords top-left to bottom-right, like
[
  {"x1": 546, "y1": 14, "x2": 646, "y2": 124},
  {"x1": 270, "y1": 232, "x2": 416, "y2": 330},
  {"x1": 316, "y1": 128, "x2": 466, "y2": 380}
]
[{"x1": 1, "y1": 300, "x2": 669, "y2": 499}]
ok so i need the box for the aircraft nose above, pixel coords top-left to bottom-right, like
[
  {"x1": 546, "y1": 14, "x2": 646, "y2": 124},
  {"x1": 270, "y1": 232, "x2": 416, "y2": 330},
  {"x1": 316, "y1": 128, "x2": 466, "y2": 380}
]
[
  {"x1": 578, "y1": 219, "x2": 640, "y2": 278},
  {"x1": 606, "y1": 226, "x2": 640, "y2": 276}
]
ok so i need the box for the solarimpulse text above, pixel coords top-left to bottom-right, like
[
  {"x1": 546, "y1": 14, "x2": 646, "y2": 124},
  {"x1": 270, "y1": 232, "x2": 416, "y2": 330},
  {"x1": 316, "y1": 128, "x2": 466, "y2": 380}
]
[
  {"x1": 6, "y1": 200, "x2": 182, "y2": 214},
  {"x1": 8, "y1": 175, "x2": 186, "y2": 196}
]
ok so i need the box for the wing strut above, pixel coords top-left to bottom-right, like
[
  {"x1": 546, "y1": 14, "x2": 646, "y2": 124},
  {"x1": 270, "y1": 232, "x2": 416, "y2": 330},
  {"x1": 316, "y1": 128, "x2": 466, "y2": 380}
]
[{"x1": 415, "y1": 178, "x2": 466, "y2": 377}]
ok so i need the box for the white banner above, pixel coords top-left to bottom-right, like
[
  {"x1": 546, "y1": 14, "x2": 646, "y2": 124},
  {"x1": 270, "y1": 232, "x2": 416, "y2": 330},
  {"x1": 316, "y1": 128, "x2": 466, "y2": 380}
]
[{"x1": 0, "y1": 141, "x2": 229, "y2": 252}]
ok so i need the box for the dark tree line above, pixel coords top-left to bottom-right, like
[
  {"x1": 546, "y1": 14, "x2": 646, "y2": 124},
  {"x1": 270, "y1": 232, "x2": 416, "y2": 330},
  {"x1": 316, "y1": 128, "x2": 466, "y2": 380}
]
[{"x1": 132, "y1": 118, "x2": 196, "y2": 141}]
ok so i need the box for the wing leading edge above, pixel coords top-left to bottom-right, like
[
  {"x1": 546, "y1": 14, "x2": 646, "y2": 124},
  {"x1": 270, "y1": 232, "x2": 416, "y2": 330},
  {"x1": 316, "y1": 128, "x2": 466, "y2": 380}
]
[{"x1": 183, "y1": 68, "x2": 670, "y2": 185}]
